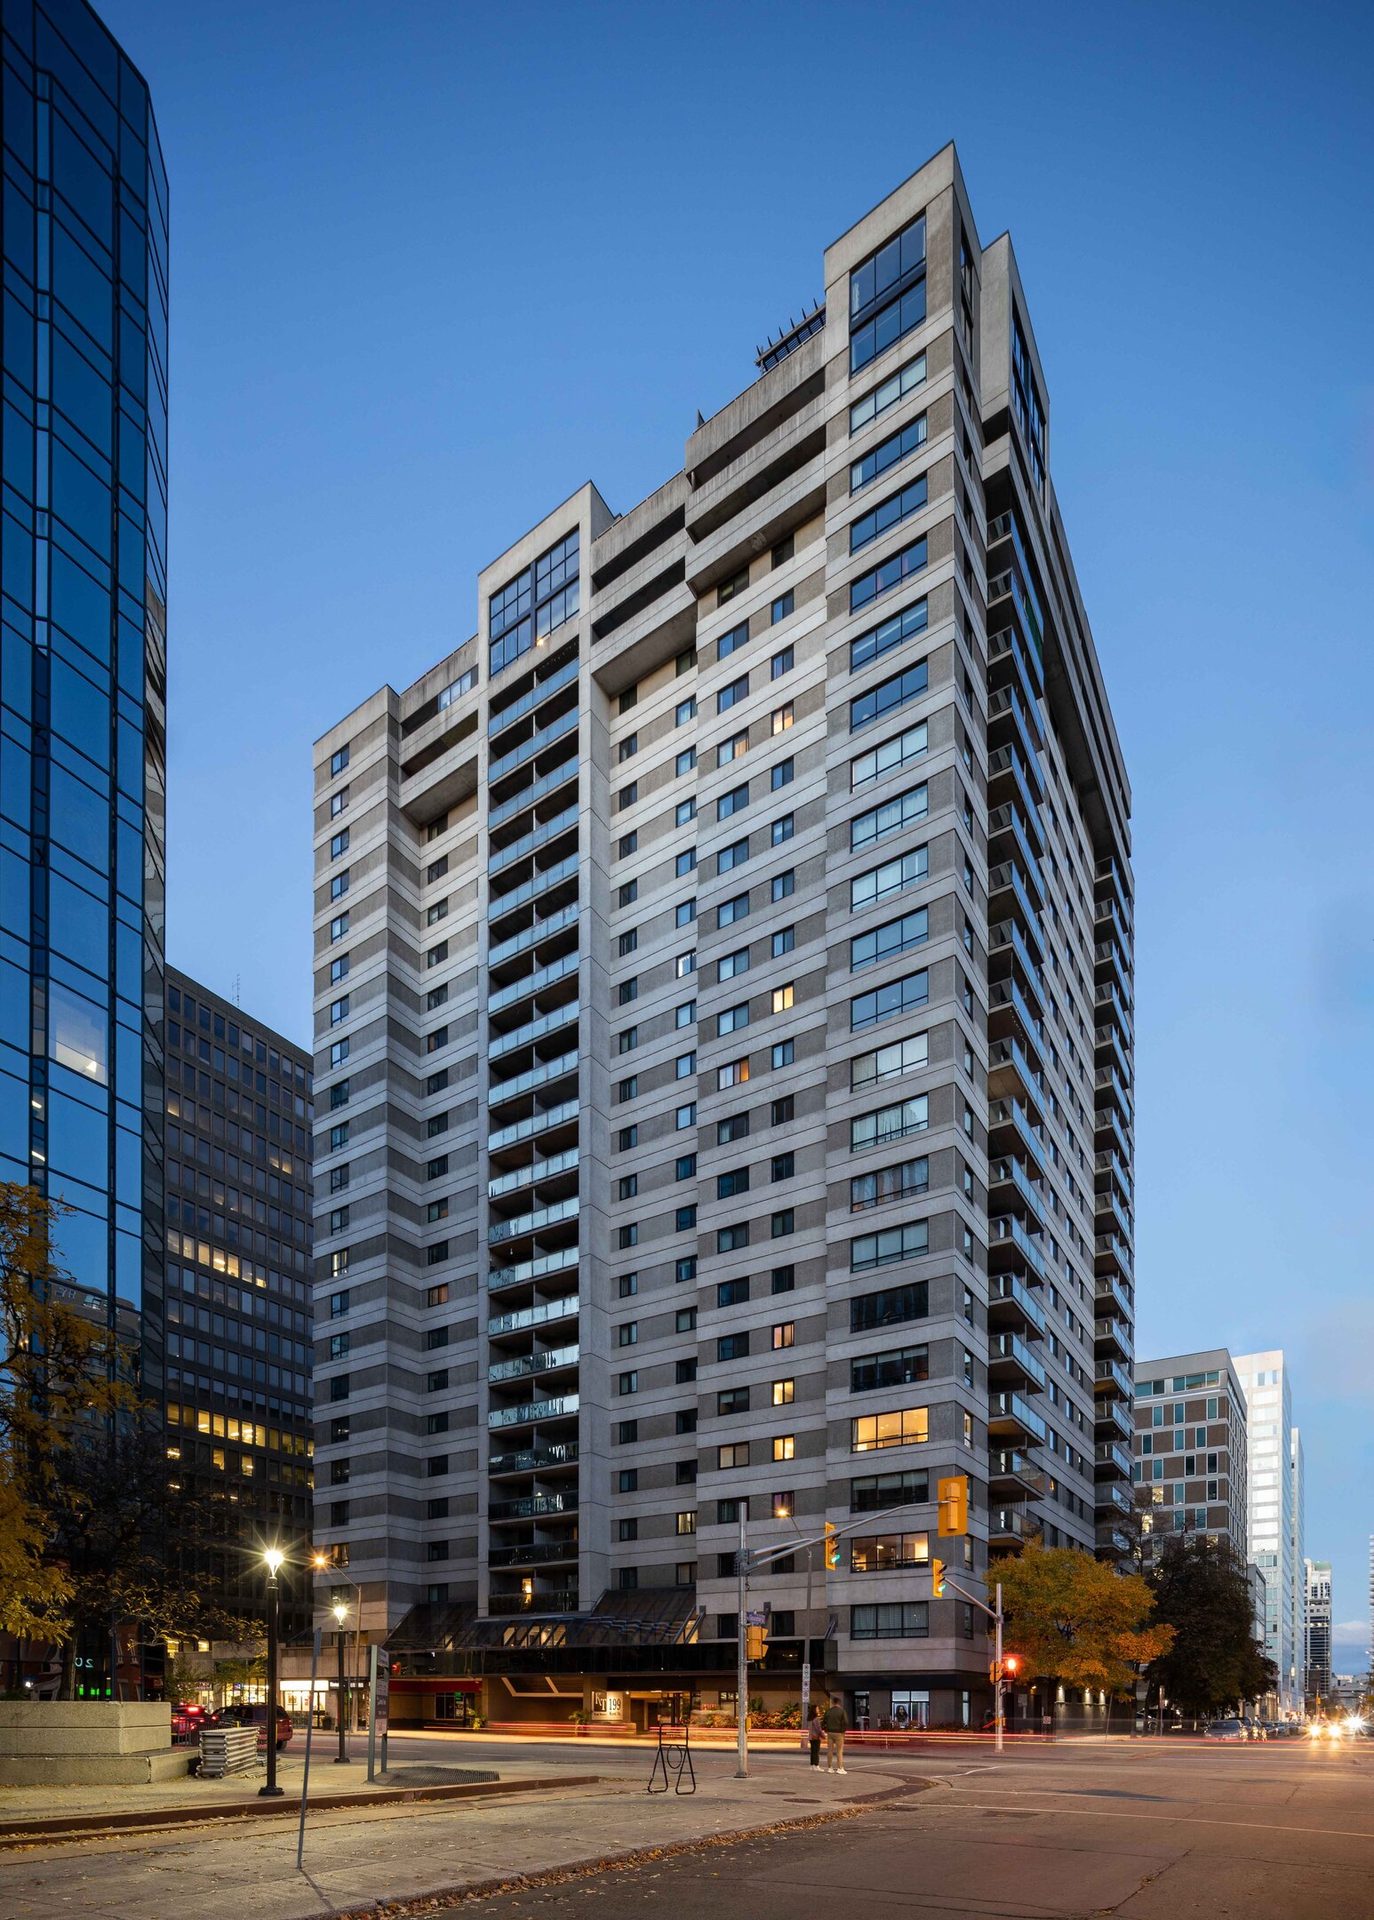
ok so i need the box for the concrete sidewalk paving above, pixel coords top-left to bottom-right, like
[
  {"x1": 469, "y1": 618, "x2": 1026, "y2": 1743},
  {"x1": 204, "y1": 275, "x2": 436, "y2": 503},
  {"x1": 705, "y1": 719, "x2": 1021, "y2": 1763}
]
[{"x1": 0, "y1": 1755, "x2": 925, "y2": 1920}]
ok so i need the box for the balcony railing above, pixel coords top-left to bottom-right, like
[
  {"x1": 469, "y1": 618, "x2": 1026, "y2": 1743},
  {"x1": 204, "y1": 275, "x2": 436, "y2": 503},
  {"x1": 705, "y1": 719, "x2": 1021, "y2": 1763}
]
[
  {"x1": 988, "y1": 1507, "x2": 1036, "y2": 1543},
  {"x1": 489, "y1": 852, "x2": 580, "y2": 927},
  {"x1": 487, "y1": 1392, "x2": 580, "y2": 1430},
  {"x1": 488, "y1": 1245, "x2": 580, "y2": 1292},
  {"x1": 989, "y1": 1212, "x2": 1048, "y2": 1281},
  {"x1": 488, "y1": 704, "x2": 579, "y2": 786},
  {"x1": 490, "y1": 1000, "x2": 580, "y2": 1062},
  {"x1": 989, "y1": 1155, "x2": 1045, "y2": 1225},
  {"x1": 488, "y1": 1342, "x2": 580, "y2": 1385},
  {"x1": 489, "y1": 1195, "x2": 581, "y2": 1245},
  {"x1": 988, "y1": 1272, "x2": 1047, "y2": 1336},
  {"x1": 489, "y1": 801, "x2": 580, "y2": 877},
  {"x1": 989, "y1": 1097, "x2": 1046, "y2": 1173},
  {"x1": 489, "y1": 1491, "x2": 579, "y2": 1524},
  {"x1": 489, "y1": 900, "x2": 579, "y2": 970},
  {"x1": 487, "y1": 1097, "x2": 579, "y2": 1155},
  {"x1": 989, "y1": 1331, "x2": 1046, "y2": 1390},
  {"x1": 489, "y1": 949, "x2": 579, "y2": 1017},
  {"x1": 488, "y1": 752, "x2": 578, "y2": 832},
  {"x1": 488, "y1": 656, "x2": 580, "y2": 742},
  {"x1": 489, "y1": 1541, "x2": 579, "y2": 1568},
  {"x1": 1095, "y1": 1358, "x2": 1133, "y2": 1400},
  {"x1": 488, "y1": 1442, "x2": 579, "y2": 1476},
  {"x1": 488, "y1": 1294, "x2": 580, "y2": 1337},
  {"x1": 988, "y1": 1391, "x2": 1047, "y2": 1442},
  {"x1": 488, "y1": 1146, "x2": 580, "y2": 1200},
  {"x1": 1094, "y1": 1440, "x2": 1132, "y2": 1480},
  {"x1": 988, "y1": 1450, "x2": 1046, "y2": 1497},
  {"x1": 1093, "y1": 1315, "x2": 1131, "y2": 1359},
  {"x1": 488, "y1": 1049, "x2": 578, "y2": 1105}
]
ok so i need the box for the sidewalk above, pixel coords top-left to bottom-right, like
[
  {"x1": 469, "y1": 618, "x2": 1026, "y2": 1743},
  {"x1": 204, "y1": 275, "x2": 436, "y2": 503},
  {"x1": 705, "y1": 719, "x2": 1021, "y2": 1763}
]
[
  {"x1": 0, "y1": 1753, "x2": 926, "y2": 1920},
  {"x1": 0, "y1": 1748, "x2": 572, "y2": 1834}
]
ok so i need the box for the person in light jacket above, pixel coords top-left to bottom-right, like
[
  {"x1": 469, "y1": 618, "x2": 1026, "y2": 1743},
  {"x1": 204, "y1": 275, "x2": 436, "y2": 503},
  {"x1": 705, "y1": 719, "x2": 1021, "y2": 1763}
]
[
  {"x1": 822, "y1": 1697, "x2": 849, "y2": 1774},
  {"x1": 807, "y1": 1704, "x2": 823, "y2": 1767}
]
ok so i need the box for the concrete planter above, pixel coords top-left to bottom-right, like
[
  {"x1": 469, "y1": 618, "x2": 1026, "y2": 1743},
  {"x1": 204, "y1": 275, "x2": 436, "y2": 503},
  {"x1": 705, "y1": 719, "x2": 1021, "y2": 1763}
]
[{"x1": 0, "y1": 1702, "x2": 191, "y2": 1785}]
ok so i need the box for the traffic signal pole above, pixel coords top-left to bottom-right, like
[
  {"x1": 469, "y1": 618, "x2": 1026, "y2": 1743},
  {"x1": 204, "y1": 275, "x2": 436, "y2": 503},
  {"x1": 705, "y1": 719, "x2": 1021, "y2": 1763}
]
[
  {"x1": 735, "y1": 1507, "x2": 749, "y2": 1779},
  {"x1": 938, "y1": 1569, "x2": 1006, "y2": 1755}
]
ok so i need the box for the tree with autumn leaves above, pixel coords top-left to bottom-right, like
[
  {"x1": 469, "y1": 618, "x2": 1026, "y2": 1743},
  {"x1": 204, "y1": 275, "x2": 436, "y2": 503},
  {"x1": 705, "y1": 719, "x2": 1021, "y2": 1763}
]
[
  {"x1": 989, "y1": 1540, "x2": 1174, "y2": 1696},
  {"x1": 2, "y1": 1182, "x2": 258, "y2": 1690}
]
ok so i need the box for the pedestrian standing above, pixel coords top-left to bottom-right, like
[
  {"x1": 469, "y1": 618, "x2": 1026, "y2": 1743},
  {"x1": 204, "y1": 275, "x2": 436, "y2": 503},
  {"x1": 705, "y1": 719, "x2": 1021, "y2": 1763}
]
[
  {"x1": 822, "y1": 1697, "x2": 848, "y2": 1774},
  {"x1": 807, "y1": 1704, "x2": 823, "y2": 1768}
]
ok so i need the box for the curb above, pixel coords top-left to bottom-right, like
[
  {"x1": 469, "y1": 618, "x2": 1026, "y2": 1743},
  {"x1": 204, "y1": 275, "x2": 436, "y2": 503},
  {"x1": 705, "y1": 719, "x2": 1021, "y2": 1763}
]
[
  {"x1": 306, "y1": 1778, "x2": 932, "y2": 1920},
  {"x1": 0, "y1": 1773, "x2": 601, "y2": 1849}
]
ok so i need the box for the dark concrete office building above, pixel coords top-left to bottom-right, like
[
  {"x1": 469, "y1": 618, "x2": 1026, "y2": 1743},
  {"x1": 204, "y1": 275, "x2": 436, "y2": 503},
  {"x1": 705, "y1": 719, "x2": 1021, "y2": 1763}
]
[
  {"x1": 0, "y1": 0, "x2": 168, "y2": 1365},
  {"x1": 312, "y1": 145, "x2": 1136, "y2": 1731},
  {"x1": 163, "y1": 969, "x2": 314, "y2": 1635}
]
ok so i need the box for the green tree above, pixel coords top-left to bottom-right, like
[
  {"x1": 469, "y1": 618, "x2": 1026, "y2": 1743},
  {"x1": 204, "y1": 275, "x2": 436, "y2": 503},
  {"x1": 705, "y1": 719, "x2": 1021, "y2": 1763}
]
[
  {"x1": 1145, "y1": 1535, "x2": 1276, "y2": 1715},
  {"x1": 990, "y1": 1540, "x2": 1174, "y2": 1693}
]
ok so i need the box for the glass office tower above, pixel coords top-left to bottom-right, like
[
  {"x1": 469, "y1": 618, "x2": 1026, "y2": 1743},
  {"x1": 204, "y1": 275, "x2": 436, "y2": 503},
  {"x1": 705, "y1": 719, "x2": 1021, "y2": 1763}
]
[{"x1": 0, "y1": 1, "x2": 168, "y2": 1363}]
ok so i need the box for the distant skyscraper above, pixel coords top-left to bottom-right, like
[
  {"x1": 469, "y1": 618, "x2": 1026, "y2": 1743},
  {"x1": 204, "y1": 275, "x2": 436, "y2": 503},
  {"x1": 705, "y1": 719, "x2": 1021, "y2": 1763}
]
[
  {"x1": 1303, "y1": 1559, "x2": 1331, "y2": 1703},
  {"x1": 1233, "y1": 1352, "x2": 1302, "y2": 1710},
  {"x1": 0, "y1": 1, "x2": 168, "y2": 1372}
]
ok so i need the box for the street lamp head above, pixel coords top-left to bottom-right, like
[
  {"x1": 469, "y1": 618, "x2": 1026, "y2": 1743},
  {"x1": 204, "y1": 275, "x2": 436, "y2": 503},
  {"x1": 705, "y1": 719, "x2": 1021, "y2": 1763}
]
[
  {"x1": 332, "y1": 1597, "x2": 349, "y2": 1626},
  {"x1": 312, "y1": 1551, "x2": 329, "y2": 1573},
  {"x1": 263, "y1": 1545, "x2": 285, "y2": 1577}
]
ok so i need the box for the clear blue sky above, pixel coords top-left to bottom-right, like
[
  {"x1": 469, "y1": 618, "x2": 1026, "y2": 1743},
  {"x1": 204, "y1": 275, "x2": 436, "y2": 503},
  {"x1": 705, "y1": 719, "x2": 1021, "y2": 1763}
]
[{"x1": 100, "y1": 0, "x2": 1374, "y2": 1666}]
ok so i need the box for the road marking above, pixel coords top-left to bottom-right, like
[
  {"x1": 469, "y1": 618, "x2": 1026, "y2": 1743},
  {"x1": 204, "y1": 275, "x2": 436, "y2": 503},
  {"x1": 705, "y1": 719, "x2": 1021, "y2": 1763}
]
[{"x1": 926, "y1": 1794, "x2": 1374, "y2": 1842}]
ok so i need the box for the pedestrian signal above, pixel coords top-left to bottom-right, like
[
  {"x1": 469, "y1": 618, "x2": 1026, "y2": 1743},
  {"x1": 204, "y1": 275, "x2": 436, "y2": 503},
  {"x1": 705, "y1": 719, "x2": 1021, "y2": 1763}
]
[{"x1": 931, "y1": 1557, "x2": 946, "y2": 1597}]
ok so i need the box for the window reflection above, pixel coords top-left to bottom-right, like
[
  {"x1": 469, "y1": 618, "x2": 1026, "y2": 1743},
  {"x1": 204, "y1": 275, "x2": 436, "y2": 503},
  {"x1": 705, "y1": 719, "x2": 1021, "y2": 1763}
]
[{"x1": 49, "y1": 980, "x2": 108, "y2": 1083}]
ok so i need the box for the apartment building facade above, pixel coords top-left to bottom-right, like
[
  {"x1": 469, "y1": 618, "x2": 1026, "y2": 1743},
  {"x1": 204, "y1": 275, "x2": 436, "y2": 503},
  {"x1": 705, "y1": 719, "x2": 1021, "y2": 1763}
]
[
  {"x1": 310, "y1": 145, "x2": 1135, "y2": 1730},
  {"x1": 1303, "y1": 1558, "x2": 1331, "y2": 1705},
  {"x1": 1233, "y1": 1351, "x2": 1303, "y2": 1711},
  {"x1": 162, "y1": 969, "x2": 315, "y2": 1641},
  {"x1": 1130, "y1": 1350, "x2": 1248, "y2": 1565}
]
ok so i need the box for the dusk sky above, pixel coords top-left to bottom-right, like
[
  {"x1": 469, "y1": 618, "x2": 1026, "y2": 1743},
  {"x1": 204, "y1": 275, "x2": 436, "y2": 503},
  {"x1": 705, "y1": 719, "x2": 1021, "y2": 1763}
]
[{"x1": 100, "y1": 0, "x2": 1374, "y2": 1663}]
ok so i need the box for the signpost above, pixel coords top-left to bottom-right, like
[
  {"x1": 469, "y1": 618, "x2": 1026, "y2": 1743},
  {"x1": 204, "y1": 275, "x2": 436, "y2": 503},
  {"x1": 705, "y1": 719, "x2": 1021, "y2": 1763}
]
[
  {"x1": 295, "y1": 1628, "x2": 322, "y2": 1871},
  {"x1": 366, "y1": 1644, "x2": 389, "y2": 1781}
]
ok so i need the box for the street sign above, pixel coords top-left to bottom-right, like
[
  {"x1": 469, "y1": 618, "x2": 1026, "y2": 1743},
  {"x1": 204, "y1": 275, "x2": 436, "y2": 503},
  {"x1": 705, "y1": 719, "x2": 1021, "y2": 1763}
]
[
  {"x1": 366, "y1": 1646, "x2": 390, "y2": 1781},
  {"x1": 800, "y1": 1660, "x2": 812, "y2": 1722},
  {"x1": 745, "y1": 1608, "x2": 768, "y2": 1626}
]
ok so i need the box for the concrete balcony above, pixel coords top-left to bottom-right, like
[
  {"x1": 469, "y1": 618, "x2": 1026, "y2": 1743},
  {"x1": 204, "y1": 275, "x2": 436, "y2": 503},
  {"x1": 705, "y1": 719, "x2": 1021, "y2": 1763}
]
[
  {"x1": 488, "y1": 1246, "x2": 580, "y2": 1293},
  {"x1": 1095, "y1": 1233, "x2": 1134, "y2": 1283},
  {"x1": 489, "y1": 801, "x2": 580, "y2": 879},
  {"x1": 1094, "y1": 1270, "x2": 1134, "y2": 1324},
  {"x1": 988, "y1": 1272, "x2": 1047, "y2": 1338},
  {"x1": 488, "y1": 655, "x2": 580, "y2": 747},
  {"x1": 1094, "y1": 1440, "x2": 1132, "y2": 1482},
  {"x1": 988, "y1": 1391, "x2": 1047, "y2": 1444},
  {"x1": 488, "y1": 752, "x2": 578, "y2": 833},
  {"x1": 488, "y1": 1146, "x2": 580, "y2": 1202},
  {"x1": 488, "y1": 1491, "x2": 579, "y2": 1523},
  {"x1": 488, "y1": 900, "x2": 579, "y2": 970},
  {"x1": 989, "y1": 1155, "x2": 1046, "y2": 1230},
  {"x1": 488, "y1": 1195, "x2": 581, "y2": 1245},
  {"x1": 1093, "y1": 1316, "x2": 1131, "y2": 1363},
  {"x1": 988, "y1": 1506, "x2": 1039, "y2": 1550},
  {"x1": 489, "y1": 949, "x2": 580, "y2": 1018},
  {"x1": 489, "y1": 999, "x2": 579, "y2": 1063},
  {"x1": 988, "y1": 1097, "x2": 1047, "y2": 1177},
  {"x1": 487, "y1": 1442, "x2": 579, "y2": 1478},
  {"x1": 488, "y1": 1540, "x2": 579, "y2": 1569},
  {"x1": 1095, "y1": 1396, "x2": 1132, "y2": 1444},
  {"x1": 486, "y1": 1096, "x2": 579, "y2": 1155},
  {"x1": 487, "y1": 1586, "x2": 579, "y2": 1615},
  {"x1": 988, "y1": 1450, "x2": 1046, "y2": 1500},
  {"x1": 989, "y1": 1331, "x2": 1046, "y2": 1392},
  {"x1": 1095, "y1": 1523, "x2": 1133, "y2": 1558},
  {"x1": 989, "y1": 1212, "x2": 1048, "y2": 1283},
  {"x1": 1095, "y1": 1358, "x2": 1133, "y2": 1401}
]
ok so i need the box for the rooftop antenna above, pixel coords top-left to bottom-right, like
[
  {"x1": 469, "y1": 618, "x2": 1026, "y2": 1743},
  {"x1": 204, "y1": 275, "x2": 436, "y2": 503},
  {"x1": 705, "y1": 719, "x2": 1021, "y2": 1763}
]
[{"x1": 231, "y1": 973, "x2": 241, "y2": 1008}]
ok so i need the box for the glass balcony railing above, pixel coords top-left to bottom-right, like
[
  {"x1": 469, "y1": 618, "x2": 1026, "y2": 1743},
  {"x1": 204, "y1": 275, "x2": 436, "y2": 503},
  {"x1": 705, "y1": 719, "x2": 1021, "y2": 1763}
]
[
  {"x1": 489, "y1": 900, "x2": 579, "y2": 969},
  {"x1": 488, "y1": 1490, "x2": 579, "y2": 1522},
  {"x1": 489, "y1": 704, "x2": 579, "y2": 786},
  {"x1": 488, "y1": 1442, "x2": 579, "y2": 1476},
  {"x1": 488, "y1": 1342, "x2": 580, "y2": 1384},
  {"x1": 486, "y1": 1097, "x2": 579, "y2": 1155},
  {"x1": 988, "y1": 1272, "x2": 1047, "y2": 1336},
  {"x1": 988, "y1": 1391, "x2": 1047, "y2": 1441},
  {"x1": 488, "y1": 1245, "x2": 580, "y2": 1292},
  {"x1": 488, "y1": 1146, "x2": 580, "y2": 1201},
  {"x1": 488, "y1": 1049, "x2": 578, "y2": 1105},
  {"x1": 490, "y1": 1000, "x2": 580, "y2": 1062},
  {"x1": 489, "y1": 949, "x2": 580, "y2": 1017},
  {"x1": 488, "y1": 656, "x2": 579, "y2": 742},
  {"x1": 487, "y1": 1392, "x2": 580, "y2": 1430},
  {"x1": 488, "y1": 1195, "x2": 581, "y2": 1245},
  {"x1": 488, "y1": 752, "x2": 579, "y2": 833},
  {"x1": 488, "y1": 1294, "x2": 579, "y2": 1337}
]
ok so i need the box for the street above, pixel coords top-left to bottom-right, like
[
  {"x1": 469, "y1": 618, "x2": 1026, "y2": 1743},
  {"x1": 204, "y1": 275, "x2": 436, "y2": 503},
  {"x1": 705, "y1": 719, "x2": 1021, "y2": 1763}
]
[{"x1": 1, "y1": 1731, "x2": 1372, "y2": 1919}]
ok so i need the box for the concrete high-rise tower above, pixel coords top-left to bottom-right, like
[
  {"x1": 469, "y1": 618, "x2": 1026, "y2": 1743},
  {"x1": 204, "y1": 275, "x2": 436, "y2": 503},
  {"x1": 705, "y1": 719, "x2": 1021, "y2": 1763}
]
[{"x1": 310, "y1": 146, "x2": 1136, "y2": 1730}]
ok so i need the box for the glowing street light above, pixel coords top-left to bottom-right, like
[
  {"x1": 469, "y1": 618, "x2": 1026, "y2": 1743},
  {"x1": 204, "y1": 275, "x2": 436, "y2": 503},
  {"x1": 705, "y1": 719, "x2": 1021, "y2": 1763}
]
[
  {"x1": 259, "y1": 1545, "x2": 285, "y2": 1798},
  {"x1": 331, "y1": 1597, "x2": 351, "y2": 1765}
]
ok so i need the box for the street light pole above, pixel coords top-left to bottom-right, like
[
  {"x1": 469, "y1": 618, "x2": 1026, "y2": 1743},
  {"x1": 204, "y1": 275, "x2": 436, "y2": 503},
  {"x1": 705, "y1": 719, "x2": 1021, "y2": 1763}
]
[
  {"x1": 734, "y1": 1507, "x2": 749, "y2": 1780},
  {"x1": 259, "y1": 1546, "x2": 285, "y2": 1798},
  {"x1": 332, "y1": 1599, "x2": 351, "y2": 1763}
]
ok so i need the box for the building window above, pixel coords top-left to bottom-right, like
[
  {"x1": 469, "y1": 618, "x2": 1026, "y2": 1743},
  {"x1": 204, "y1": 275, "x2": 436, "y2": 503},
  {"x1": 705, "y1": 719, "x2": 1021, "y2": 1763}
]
[
  {"x1": 850, "y1": 1602, "x2": 929, "y2": 1641},
  {"x1": 852, "y1": 1407, "x2": 929, "y2": 1452},
  {"x1": 770, "y1": 592, "x2": 794, "y2": 625}
]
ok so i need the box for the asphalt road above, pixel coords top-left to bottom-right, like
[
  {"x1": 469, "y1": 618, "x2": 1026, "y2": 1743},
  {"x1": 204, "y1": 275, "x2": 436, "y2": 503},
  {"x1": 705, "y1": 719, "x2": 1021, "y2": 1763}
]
[{"x1": 428, "y1": 1735, "x2": 1374, "y2": 1920}]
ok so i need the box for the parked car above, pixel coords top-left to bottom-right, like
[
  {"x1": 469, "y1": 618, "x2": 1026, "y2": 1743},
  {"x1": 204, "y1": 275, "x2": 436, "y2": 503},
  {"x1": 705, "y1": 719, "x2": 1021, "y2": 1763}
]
[
  {"x1": 1203, "y1": 1718, "x2": 1247, "y2": 1742},
  {"x1": 210, "y1": 1702, "x2": 294, "y2": 1750}
]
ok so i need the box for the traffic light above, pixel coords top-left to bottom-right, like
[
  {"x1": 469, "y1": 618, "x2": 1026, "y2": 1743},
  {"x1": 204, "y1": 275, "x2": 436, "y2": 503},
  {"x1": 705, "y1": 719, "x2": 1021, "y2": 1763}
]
[
  {"x1": 931, "y1": 1557, "x2": 946, "y2": 1597},
  {"x1": 824, "y1": 1521, "x2": 841, "y2": 1570},
  {"x1": 937, "y1": 1474, "x2": 969, "y2": 1538},
  {"x1": 1003, "y1": 1654, "x2": 1022, "y2": 1681},
  {"x1": 746, "y1": 1624, "x2": 768, "y2": 1662}
]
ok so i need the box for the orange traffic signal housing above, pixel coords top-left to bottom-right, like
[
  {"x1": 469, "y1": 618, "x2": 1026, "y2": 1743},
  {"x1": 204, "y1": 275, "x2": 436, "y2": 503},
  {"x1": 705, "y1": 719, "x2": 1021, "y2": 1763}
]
[{"x1": 937, "y1": 1473, "x2": 969, "y2": 1537}]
